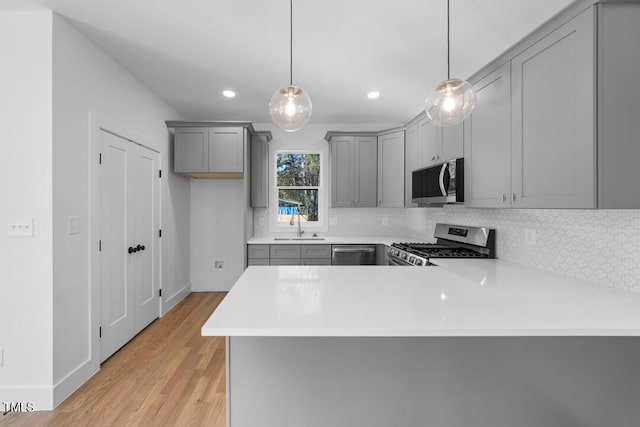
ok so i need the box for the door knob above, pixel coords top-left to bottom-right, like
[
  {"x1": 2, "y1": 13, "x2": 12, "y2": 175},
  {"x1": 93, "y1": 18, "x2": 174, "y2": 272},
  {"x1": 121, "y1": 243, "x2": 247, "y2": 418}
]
[
  {"x1": 128, "y1": 246, "x2": 136, "y2": 254},
  {"x1": 140, "y1": 245, "x2": 145, "y2": 251},
  {"x1": 136, "y1": 244, "x2": 143, "y2": 252}
]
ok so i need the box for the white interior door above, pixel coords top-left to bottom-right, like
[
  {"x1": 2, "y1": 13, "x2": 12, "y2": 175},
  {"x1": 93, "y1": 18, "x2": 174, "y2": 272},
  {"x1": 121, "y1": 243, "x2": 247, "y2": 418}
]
[
  {"x1": 99, "y1": 129, "x2": 159, "y2": 362},
  {"x1": 133, "y1": 147, "x2": 160, "y2": 334}
]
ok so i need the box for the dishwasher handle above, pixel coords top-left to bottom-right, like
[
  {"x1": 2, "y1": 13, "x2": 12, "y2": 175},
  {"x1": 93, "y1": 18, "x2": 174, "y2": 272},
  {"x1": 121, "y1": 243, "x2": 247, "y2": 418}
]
[{"x1": 332, "y1": 247, "x2": 376, "y2": 253}]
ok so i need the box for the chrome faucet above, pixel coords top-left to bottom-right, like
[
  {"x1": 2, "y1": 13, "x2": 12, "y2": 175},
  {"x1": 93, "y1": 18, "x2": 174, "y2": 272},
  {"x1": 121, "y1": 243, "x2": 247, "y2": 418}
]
[{"x1": 289, "y1": 208, "x2": 304, "y2": 237}]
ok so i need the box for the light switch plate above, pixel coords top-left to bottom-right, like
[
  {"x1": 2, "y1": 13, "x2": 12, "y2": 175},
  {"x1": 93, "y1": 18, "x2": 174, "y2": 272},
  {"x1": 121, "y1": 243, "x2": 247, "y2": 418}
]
[
  {"x1": 68, "y1": 216, "x2": 80, "y2": 235},
  {"x1": 7, "y1": 217, "x2": 34, "y2": 237}
]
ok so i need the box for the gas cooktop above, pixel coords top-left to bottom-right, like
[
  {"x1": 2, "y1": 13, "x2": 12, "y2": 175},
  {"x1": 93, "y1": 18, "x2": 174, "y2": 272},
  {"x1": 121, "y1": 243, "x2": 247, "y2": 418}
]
[{"x1": 389, "y1": 224, "x2": 495, "y2": 266}]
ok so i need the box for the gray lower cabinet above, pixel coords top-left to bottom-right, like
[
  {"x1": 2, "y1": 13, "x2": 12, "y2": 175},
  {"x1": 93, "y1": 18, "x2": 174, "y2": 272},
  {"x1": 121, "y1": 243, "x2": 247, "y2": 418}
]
[
  {"x1": 173, "y1": 126, "x2": 244, "y2": 175},
  {"x1": 330, "y1": 136, "x2": 378, "y2": 207},
  {"x1": 247, "y1": 244, "x2": 332, "y2": 266},
  {"x1": 377, "y1": 131, "x2": 405, "y2": 208}
]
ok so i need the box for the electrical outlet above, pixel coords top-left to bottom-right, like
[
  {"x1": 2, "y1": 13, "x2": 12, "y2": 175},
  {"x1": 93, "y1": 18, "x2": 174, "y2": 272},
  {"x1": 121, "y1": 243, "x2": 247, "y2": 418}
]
[
  {"x1": 382, "y1": 217, "x2": 389, "y2": 226},
  {"x1": 214, "y1": 260, "x2": 225, "y2": 270},
  {"x1": 0, "y1": 347, "x2": 4, "y2": 368},
  {"x1": 258, "y1": 217, "x2": 266, "y2": 226},
  {"x1": 524, "y1": 229, "x2": 536, "y2": 246},
  {"x1": 427, "y1": 220, "x2": 434, "y2": 230},
  {"x1": 329, "y1": 217, "x2": 338, "y2": 226}
]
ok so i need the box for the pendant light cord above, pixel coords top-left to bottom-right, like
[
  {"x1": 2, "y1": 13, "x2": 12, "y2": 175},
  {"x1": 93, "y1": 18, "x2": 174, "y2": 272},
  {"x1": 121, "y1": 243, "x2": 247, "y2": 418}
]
[
  {"x1": 290, "y1": 0, "x2": 293, "y2": 86},
  {"x1": 447, "y1": 0, "x2": 450, "y2": 80}
]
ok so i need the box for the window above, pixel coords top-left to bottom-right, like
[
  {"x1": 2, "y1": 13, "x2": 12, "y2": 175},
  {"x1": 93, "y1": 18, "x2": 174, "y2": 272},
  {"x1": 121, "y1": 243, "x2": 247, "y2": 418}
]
[{"x1": 275, "y1": 152, "x2": 321, "y2": 227}]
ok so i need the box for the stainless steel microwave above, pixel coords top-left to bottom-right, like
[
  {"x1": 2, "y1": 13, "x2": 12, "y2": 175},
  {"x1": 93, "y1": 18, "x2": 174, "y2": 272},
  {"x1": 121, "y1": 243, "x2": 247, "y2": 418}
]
[{"x1": 412, "y1": 158, "x2": 464, "y2": 205}]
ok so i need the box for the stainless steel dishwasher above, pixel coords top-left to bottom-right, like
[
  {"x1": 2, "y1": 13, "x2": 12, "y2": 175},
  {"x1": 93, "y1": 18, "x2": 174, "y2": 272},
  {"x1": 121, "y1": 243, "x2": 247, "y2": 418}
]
[{"x1": 331, "y1": 245, "x2": 376, "y2": 265}]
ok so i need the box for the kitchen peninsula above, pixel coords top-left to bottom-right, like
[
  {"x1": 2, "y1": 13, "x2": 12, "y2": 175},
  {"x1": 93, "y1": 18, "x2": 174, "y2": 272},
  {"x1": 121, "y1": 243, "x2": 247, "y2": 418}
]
[{"x1": 203, "y1": 262, "x2": 640, "y2": 427}]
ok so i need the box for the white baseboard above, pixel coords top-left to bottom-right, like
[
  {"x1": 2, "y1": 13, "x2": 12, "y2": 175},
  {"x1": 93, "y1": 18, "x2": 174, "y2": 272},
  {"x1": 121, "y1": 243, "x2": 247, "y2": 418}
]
[
  {"x1": 52, "y1": 358, "x2": 99, "y2": 408},
  {"x1": 0, "y1": 385, "x2": 54, "y2": 411},
  {"x1": 161, "y1": 282, "x2": 191, "y2": 316}
]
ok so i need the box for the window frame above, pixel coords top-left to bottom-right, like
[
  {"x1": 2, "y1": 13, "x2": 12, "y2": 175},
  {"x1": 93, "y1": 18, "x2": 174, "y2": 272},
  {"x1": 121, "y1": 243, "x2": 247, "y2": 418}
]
[{"x1": 271, "y1": 150, "x2": 326, "y2": 233}]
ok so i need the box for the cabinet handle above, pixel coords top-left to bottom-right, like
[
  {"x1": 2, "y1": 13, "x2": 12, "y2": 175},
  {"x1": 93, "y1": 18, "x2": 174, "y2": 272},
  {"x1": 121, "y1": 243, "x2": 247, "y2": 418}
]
[
  {"x1": 436, "y1": 154, "x2": 440, "y2": 160},
  {"x1": 511, "y1": 193, "x2": 516, "y2": 202},
  {"x1": 431, "y1": 156, "x2": 436, "y2": 161},
  {"x1": 502, "y1": 194, "x2": 507, "y2": 202}
]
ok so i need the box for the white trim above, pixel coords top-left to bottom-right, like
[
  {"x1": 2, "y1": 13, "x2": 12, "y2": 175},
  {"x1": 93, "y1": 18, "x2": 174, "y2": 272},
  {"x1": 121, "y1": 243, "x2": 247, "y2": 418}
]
[
  {"x1": 270, "y1": 150, "x2": 328, "y2": 233},
  {"x1": 161, "y1": 282, "x2": 192, "y2": 316},
  {"x1": 88, "y1": 112, "x2": 163, "y2": 374}
]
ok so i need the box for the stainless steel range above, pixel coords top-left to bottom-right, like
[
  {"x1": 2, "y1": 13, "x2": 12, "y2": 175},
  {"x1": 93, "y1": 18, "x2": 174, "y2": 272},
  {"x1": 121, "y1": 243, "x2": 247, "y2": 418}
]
[{"x1": 388, "y1": 223, "x2": 495, "y2": 266}]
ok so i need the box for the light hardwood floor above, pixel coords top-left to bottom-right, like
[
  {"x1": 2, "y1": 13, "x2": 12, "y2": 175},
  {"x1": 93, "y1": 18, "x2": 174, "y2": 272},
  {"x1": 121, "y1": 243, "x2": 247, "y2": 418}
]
[{"x1": 2, "y1": 292, "x2": 227, "y2": 427}]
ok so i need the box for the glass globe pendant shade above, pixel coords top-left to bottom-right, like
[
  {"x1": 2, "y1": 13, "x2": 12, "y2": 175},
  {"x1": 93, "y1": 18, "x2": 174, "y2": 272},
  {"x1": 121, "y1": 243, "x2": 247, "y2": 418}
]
[
  {"x1": 425, "y1": 78, "x2": 477, "y2": 127},
  {"x1": 269, "y1": 85, "x2": 312, "y2": 132}
]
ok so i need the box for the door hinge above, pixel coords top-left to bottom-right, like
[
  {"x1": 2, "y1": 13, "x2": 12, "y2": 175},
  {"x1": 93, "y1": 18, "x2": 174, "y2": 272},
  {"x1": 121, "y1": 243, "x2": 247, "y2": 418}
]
[
  {"x1": 159, "y1": 169, "x2": 162, "y2": 178},
  {"x1": 159, "y1": 289, "x2": 162, "y2": 297},
  {"x1": 99, "y1": 326, "x2": 102, "y2": 338},
  {"x1": 159, "y1": 229, "x2": 162, "y2": 238},
  {"x1": 99, "y1": 240, "x2": 102, "y2": 251},
  {"x1": 99, "y1": 153, "x2": 102, "y2": 164}
]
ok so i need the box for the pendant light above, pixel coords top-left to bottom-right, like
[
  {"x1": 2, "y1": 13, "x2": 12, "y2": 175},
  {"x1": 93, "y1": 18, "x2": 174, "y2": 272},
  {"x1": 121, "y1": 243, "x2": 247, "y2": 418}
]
[
  {"x1": 269, "y1": 0, "x2": 312, "y2": 132},
  {"x1": 425, "y1": 0, "x2": 476, "y2": 127}
]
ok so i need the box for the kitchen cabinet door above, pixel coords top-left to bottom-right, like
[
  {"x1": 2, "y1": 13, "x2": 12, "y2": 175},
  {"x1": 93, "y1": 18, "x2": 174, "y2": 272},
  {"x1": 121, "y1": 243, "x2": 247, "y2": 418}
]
[
  {"x1": 174, "y1": 127, "x2": 209, "y2": 173},
  {"x1": 464, "y1": 62, "x2": 512, "y2": 208},
  {"x1": 441, "y1": 123, "x2": 463, "y2": 162},
  {"x1": 511, "y1": 8, "x2": 595, "y2": 208},
  {"x1": 331, "y1": 137, "x2": 355, "y2": 207},
  {"x1": 250, "y1": 134, "x2": 268, "y2": 207},
  {"x1": 354, "y1": 137, "x2": 378, "y2": 207},
  {"x1": 404, "y1": 123, "x2": 418, "y2": 207},
  {"x1": 417, "y1": 117, "x2": 442, "y2": 168},
  {"x1": 209, "y1": 127, "x2": 244, "y2": 173},
  {"x1": 377, "y1": 131, "x2": 405, "y2": 208}
]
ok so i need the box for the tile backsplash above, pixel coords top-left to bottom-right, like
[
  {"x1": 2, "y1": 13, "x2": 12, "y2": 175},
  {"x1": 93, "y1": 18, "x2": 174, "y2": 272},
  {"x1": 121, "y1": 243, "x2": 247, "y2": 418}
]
[{"x1": 254, "y1": 205, "x2": 640, "y2": 293}]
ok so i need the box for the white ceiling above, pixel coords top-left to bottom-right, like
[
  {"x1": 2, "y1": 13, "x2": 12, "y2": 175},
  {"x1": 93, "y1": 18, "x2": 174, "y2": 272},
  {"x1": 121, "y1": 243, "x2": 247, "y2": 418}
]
[{"x1": 2, "y1": 0, "x2": 575, "y2": 124}]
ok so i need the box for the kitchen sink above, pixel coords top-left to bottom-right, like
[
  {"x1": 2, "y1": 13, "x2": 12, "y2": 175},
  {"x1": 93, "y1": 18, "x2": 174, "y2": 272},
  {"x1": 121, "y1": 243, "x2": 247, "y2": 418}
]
[{"x1": 273, "y1": 237, "x2": 325, "y2": 241}]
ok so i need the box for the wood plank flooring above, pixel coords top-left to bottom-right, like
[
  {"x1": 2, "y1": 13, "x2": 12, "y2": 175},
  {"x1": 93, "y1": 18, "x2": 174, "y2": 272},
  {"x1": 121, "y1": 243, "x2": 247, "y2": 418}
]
[{"x1": 1, "y1": 292, "x2": 227, "y2": 427}]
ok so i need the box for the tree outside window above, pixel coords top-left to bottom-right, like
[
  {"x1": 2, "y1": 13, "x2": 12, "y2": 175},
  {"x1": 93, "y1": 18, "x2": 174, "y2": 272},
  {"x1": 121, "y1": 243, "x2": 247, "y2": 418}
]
[{"x1": 276, "y1": 153, "x2": 320, "y2": 224}]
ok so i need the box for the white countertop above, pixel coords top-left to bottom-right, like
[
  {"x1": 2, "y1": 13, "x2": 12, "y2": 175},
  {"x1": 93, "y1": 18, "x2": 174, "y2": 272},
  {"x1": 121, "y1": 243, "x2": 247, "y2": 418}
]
[
  {"x1": 201, "y1": 260, "x2": 640, "y2": 337},
  {"x1": 247, "y1": 235, "x2": 420, "y2": 245}
]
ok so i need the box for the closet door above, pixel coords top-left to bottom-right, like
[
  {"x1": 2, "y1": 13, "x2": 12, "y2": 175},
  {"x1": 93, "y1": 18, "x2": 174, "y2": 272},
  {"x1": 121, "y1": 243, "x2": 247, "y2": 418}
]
[
  {"x1": 133, "y1": 146, "x2": 160, "y2": 334},
  {"x1": 99, "y1": 130, "x2": 160, "y2": 362}
]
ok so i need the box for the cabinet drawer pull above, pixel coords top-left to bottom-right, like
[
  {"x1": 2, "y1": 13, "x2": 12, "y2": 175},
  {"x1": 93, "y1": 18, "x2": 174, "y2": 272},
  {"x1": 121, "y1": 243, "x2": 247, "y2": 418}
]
[{"x1": 502, "y1": 194, "x2": 507, "y2": 202}]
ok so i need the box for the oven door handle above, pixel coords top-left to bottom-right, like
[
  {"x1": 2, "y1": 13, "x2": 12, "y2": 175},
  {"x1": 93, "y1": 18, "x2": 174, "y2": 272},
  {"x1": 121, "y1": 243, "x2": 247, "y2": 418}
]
[{"x1": 438, "y1": 163, "x2": 447, "y2": 197}]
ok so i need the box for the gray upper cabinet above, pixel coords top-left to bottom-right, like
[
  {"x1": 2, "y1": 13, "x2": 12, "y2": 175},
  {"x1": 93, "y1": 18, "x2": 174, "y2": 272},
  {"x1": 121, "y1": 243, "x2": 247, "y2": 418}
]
[
  {"x1": 173, "y1": 125, "x2": 245, "y2": 176},
  {"x1": 331, "y1": 136, "x2": 355, "y2": 207},
  {"x1": 331, "y1": 136, "x2": 377, "y2": 207},
  {"x1": 250, "y1": 134, "x2": 269, "y2": 208},
  {"x1": 417, "y1": 117, "x2": 441, "y2": 168},
  {"x1": 404, "y1": 123, "x2": 418, "y2": 207},
  {"x1": 511, "y1": 8, "x2": 595, "y2": 208},
  {"x1": 442, "y1": 124, "x2": 464, "y2": 164},
  {"x1": 597, "y1": 3, "x2": 640, "y2": 209},
  {"x1": 416, "y1": 116, "x2": 463, "y2": 170},
  {"x1": 174, "y1": 127, "x2": 209, "y2": 173},
  {"x1": 464, "y1": 62, "x2": 512, "y2": 208},
  {"x1": 209, "y1": 127, "x2": 244, "y2": 173},
  {"x1": 377, "y1": 131, "x2": 405, "y2": 208}
]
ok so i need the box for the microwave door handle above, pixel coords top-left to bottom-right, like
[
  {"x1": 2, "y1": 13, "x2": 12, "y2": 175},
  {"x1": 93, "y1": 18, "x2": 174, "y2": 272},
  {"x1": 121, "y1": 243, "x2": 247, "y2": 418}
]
[{"x1": 438, "y1": 164, "x2": 447, "y2": 196}]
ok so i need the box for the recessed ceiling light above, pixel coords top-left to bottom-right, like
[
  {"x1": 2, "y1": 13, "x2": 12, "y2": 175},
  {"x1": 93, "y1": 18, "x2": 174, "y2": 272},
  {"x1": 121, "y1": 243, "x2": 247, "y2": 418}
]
[
  {"x1": 222, "y1": 90, "x2": 236, "y2": 98},
  {"x1": 367, "y1": 91, "x2": 381, "y2": 99}
]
